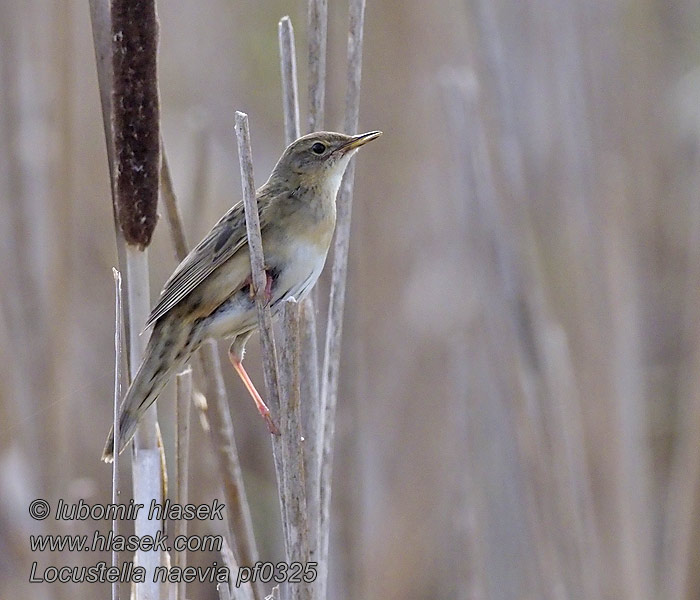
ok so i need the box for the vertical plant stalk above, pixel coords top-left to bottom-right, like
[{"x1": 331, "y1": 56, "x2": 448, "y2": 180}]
[
  {"x1": 160, "y1": 146, "x2": 263, "y2": 600},
  {"x1": 442, "y1": 70, "x2": 570, "y2": 600},
  {"x1": 307, "y1": 0, "x2": 327, "y2": 133},
  {"x1": 218, "y1": 581, "x2": 233, "y2": 600},
  {"x1": 268, "y1": 587, "x2": 282, "y2": 600},
  {"x1": 233, "y1": 112, "x2": 282, "y2": 412},
  {"x1": 279, "y1": 17, "x2": 300, "y2": 144},
  {"x1": 47, "y1": 0, "x2": 74, "y2": 501},
  {"x1": 111, "y1": 268, "x2": 123, "y2": 600},
  {"x1": 88, "y1": 0, "x2": 131, "y2": 348},
  {"x1": 90, "y1": 7, "x2": 127, "y2": 599},
  {"x1": 220, "y1": 535, "x2": 256, "y2": 600},
  {"x1": 661, "y1": 162, "x2": 700, "y2": 600},
  {"x1": 279, "y1": 17, "x2": 321, "y2": 580},
  {"x1": 175, "y1": 368, "x2": 192, "y2": 600},
  {"x1": 467, "y1": 0, "x2": 608, "y2": 594},
  {"x1": 200, "y1": 346, "x2": 265, "y2": 600},
  {"x1": 90, "y1": 0, "x2": 164, "y2": 597},
  {"x1": 280, "y1": 300, "x2": 312, "y2": 600},
  {"x1": 233, "y1": 113, "x2": 292, "y2": 562},
  {"x1": 303, "y1": 0, "x2": 326, "y2": 386},
  {"x1": 318, "y1": 0, "x2": 368, "y2": 595},
  {"x1": 188, "y1": 122, "x2": 211, "y2": 238},
  {"x1": 161, "y1": 146, "x2": 190, "y2": 260}
]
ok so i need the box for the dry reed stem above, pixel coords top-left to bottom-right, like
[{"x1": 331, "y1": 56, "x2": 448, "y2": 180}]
[
  {"x1": 220, "y1": 535, "x2": 255, "y2": 600},
  {"x1": 450, "y1": 70, "x2": 562, "y2": 600},
  {"x1": 318, "y1": 0, "x2": 368, "y2": 594},
  {"x1": 88, "y1": 0, "x2": 130, "y2": 344},
  {"x1": 233, "y1": 111, "x2": 293, "y2": 579},
  {"x1": 279, "y1": 15, "x2": 322, "y2": 577},
  {"x1": 466, "y1": 0, "x2": 613, "y2": 595},
  {"x1": 219, "y1": 581, "x2": 233, "y2": 600},
  {"x1": 200, "y1": 346, "x2": 263, "y2": 600},
  {"x1": 111, "y1": 268, "x2": 122, "y2": 600},
  {"x1": 161, "y1": 145, "x2": 190, "y2": 261},
  {"x1": 267, "y1": 586, "x2": 282, "y2": 600},
  {"x1": 660, "y1": 161, "x2": 700, "y2": 600},
  {"x1": 307, "y1": 0, "x2": 327, "y2": 133},
  {"x1": 280, "y1": 300, "x2": 312, "y2": 600},
  {"x1": 234, "y1": 112, "x2": 282, "y2": 412},
  {"x1": 175, "y1": 368, "x2": 192, "y2": 600},
  {"x1": 279, "y1": 17, "x2": 300, "y2": 145},
  {"x1": 189, "y1": 121, "x2": 211, "y2": 237},
  {"x1": 534, "y1": 2, "x2": 651, "y2": 598},
  {"x1": 47, "y1": 0, "x2": 74, "y2": 500}
]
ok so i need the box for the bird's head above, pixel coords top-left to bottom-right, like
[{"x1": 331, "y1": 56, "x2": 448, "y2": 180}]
[{"x1": 271, "y1": 130, "x2": 382, "y2": 192}]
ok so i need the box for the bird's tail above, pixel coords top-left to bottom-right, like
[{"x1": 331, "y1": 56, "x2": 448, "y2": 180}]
[{"x1": 102, "y1": 318, "x2": 198, "y2": 462}]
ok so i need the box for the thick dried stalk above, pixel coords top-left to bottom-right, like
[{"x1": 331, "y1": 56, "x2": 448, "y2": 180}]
[
  {"x1": 280, "y1": 300, "x2": 312, "y2": 600},
  {"x1": 298, "y1": 298, "x2": 320, "y2": 563},
  {"x1": 125, "y1": 247, "x2": 162, "y2": 600},
  {"x1": 317, "y1": 1, "x2": 368, "y2": 595}
]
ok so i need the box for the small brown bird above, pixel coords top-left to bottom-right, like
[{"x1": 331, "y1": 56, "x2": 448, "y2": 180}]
[{"x1": 103, "y1": 130, "x2": 382, "y2": 461}]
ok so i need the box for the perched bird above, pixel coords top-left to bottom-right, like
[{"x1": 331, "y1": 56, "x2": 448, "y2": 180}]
[{"x1": 103, "y1": 130, "x2": 382, "y2": 462}]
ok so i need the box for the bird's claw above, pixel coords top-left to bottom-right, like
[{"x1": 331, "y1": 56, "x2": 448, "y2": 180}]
[
  {"x1": 263, "y1": 413, "x2": 281, "y2": 436},
  {"x1": 247, "y1": 270, "x2": 274, "y2": 306}
]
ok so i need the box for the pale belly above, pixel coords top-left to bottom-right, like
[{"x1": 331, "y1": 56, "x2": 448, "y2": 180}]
[{"x1": 201, "y1": 240, "x2": 328, "y2": 341}]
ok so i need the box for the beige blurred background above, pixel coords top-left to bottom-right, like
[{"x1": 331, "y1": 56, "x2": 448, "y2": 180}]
[{"x1": 3, "y1": 0, "x2": 700, "y2": 599}]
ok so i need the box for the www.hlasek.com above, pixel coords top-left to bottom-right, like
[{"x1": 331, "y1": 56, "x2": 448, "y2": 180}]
[{"x1": 27, "y1": 498, "x2": 316, "y2": 585}]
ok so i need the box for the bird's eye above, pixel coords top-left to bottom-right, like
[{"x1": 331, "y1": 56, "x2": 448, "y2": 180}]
[{"x1": 311, "y1": 142, "x2": 327, "y2": 155}]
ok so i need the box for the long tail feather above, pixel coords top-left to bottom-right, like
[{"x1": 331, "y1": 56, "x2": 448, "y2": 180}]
[{"x1": 102, "y1": 318, "x2": 197, "y2": 462}]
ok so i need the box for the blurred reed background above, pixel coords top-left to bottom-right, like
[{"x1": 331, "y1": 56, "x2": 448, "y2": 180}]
[{"x1": 2, "y1": 0, "x2": 700, "y2": 599}]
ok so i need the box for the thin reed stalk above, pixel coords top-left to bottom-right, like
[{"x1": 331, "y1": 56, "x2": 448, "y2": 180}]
[
  {"x1": 307, "y1": 0, "x2": 327, "y2": 133},
  {"x1": 318, "y1": 1, "x2": 369, "y2": 595},
  {"x1": 279, "y1": 15, "x2": 323, "y2": 572},
  {"x1": 175, "y1": 367, "x2": 192, "y2": 600},
  {"x1": 111, "y1": 268, "x2": 122, "y2": 600}
]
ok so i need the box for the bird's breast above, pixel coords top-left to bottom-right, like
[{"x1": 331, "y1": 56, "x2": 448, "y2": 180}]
[{"x1": 271, "y1": 238, "x2": 329, "y2": 304}]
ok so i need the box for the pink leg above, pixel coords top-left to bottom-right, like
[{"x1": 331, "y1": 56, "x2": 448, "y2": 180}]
[{"x1": 228, "y1": 346, "x2": 280, "y2": 435}]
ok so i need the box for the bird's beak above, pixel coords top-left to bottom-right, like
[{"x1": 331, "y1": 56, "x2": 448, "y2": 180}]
[{"x1": 338, "y1": 130, "x2": 382, "y2": 152}]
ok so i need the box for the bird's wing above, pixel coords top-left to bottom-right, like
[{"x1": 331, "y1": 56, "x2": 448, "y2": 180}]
[{"x1": 145, "y1": 196, "x2": 268, "y2": 328}]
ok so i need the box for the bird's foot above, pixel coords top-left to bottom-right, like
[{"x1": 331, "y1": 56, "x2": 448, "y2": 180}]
[
  {"x1": 262, "y1": 411, "x2": 281, "y2": 436},
  {"x1": 264, "y1": 270, "x2": 273, "y2": 304},
  {"x1": 246, "y1": 270, "x2": 274, "y2": 305}
]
